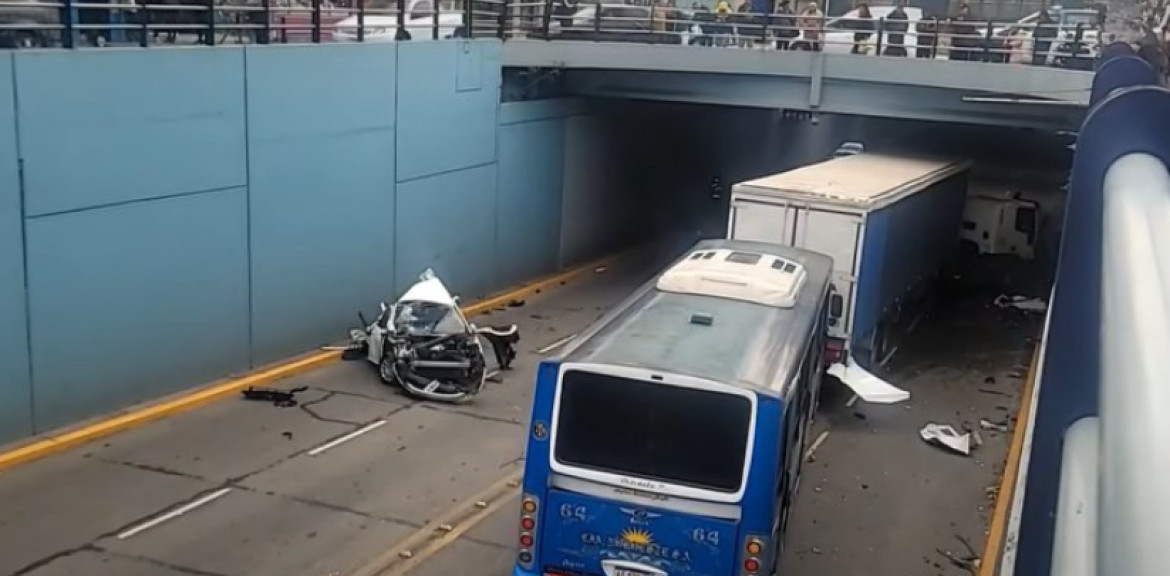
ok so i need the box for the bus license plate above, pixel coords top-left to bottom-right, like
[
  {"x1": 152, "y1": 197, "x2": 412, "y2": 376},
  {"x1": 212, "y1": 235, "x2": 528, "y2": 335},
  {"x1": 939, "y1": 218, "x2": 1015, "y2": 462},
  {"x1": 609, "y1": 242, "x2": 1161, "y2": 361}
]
[{"x1": 613, "y1": 569, "x2": 654, "y2": 576}]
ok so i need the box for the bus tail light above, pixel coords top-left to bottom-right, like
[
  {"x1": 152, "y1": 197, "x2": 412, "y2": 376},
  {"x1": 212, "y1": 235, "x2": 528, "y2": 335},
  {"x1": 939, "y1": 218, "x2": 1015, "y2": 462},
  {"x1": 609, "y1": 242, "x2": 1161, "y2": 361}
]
[
  {"x1": 518, "y1": 493, "x2": 539, "y2": 570},
  {"x1": 741, "y1": 535, "x2": 768, "y2": 575},
  {"x1": 824, "y1": 337, "x2": 846, "y2": 366}
]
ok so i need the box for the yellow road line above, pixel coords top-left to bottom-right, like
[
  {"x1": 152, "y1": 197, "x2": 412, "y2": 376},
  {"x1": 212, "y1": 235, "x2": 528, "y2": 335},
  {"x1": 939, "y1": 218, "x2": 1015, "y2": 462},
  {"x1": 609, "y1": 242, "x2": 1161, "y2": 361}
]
[
  {"x1": 979, "y1": 346, "x2": 1041, "y2": 576},
  {"x1": 348, "y1": 470, "x2": 523, "y2": 576},
  {"x1": 0, "y1": 252, "x2": 627, "y2": 474}
]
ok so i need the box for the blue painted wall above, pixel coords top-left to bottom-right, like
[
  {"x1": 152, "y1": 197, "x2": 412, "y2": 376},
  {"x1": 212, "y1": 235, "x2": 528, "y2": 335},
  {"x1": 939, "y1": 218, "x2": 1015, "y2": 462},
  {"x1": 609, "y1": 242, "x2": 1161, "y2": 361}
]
[
  {"x1": 246, "y1": 44, "x2": 398, "y2": 365},
  {"x1": 0, "y1": 54, "x2": 32, "y2": 441},
  {"x1": 0, "y1": 42, "x2": 591, "y2": 443}
]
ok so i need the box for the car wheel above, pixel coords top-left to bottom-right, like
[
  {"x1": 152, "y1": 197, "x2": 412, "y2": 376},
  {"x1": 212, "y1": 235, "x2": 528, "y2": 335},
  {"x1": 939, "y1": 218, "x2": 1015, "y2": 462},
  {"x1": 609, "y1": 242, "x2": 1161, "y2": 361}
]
[{"x1": 378, "y1": 354, "x2": 397, "y2": 385}]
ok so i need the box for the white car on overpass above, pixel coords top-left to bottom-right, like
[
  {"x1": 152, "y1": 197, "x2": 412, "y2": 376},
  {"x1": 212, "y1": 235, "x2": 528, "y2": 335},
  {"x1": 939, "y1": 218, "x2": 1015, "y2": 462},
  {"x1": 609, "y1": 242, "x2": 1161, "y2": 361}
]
[
  {"x1": 820, "y1": 5, "x2": 924, "y2": 55},
  {"x1": 333, "y1": 0, "x2": 466, "y2": 42}
]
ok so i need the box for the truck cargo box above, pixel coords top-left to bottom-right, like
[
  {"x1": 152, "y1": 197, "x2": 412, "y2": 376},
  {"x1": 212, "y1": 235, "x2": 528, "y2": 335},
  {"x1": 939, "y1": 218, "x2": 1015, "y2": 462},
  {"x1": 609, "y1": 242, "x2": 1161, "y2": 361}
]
[{"x1": 727, "y1": 153, "x2": 971, "y2": 367}]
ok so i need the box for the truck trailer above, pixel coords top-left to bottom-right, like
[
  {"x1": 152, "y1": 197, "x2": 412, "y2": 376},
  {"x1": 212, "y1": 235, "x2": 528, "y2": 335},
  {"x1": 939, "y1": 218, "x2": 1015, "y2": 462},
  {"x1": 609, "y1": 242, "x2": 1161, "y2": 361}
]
[{"x1": 726, "y1": 153, "x2": 971, "y2": 372}]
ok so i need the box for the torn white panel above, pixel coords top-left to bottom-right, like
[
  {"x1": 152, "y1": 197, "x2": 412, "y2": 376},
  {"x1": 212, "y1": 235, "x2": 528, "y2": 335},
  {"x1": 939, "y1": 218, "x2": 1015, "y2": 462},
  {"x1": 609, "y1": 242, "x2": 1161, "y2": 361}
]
[
  {"x1": 920, "y1": 423, "x2": 972, "y2": 456},
  {"x1": 827, "y1": 357, "x2": 910, "y2": 404},
  {"x1": 398, "y1": 268, "x2": 458, "y2": 307},
  {"x1": 994, "y1": 294, "x2": 1048, "y2": 313}
]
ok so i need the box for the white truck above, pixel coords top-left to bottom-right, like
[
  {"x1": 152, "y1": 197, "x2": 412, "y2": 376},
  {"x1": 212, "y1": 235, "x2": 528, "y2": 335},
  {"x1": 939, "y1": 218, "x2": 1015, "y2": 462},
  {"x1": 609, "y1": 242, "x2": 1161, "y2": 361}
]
[{"x1": 727, "y1": 153, "x2": 971, "y2": 370}]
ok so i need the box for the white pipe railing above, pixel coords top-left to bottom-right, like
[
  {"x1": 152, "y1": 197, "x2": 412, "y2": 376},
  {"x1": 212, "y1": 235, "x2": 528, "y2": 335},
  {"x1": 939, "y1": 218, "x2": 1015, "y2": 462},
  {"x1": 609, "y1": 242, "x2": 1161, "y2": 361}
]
[{"x1": 1095, "y1": 152, "x2": 1170, "y2": 576}]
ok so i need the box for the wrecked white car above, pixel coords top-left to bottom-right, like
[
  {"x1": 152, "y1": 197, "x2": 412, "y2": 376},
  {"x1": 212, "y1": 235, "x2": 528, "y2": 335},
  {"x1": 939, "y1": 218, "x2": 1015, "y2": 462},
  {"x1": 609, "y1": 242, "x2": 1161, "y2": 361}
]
[{"x1": 345, "y1": 269, "x2": 519, "y2": 403}]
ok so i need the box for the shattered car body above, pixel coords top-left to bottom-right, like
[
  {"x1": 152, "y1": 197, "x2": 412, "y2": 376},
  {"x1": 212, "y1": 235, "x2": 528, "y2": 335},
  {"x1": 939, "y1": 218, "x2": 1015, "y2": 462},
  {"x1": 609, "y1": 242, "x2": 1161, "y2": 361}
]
[{"x1": 347, "y1": 269, "x2": 519, "y2": 403}]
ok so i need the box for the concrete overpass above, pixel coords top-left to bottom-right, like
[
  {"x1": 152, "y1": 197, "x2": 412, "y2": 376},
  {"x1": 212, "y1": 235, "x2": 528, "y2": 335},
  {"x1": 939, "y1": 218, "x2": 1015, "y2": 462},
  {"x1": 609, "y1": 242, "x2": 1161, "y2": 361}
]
[{"x1": 502, "y1": 40, "x2": 1093, "y2": 130}]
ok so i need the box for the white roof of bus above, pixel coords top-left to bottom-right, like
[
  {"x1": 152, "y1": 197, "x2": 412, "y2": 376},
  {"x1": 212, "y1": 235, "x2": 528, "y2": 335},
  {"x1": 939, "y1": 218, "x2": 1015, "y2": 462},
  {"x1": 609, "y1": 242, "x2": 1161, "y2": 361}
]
[{"x1": 734, "y1": 154, "x2": 969, "y2": 212}]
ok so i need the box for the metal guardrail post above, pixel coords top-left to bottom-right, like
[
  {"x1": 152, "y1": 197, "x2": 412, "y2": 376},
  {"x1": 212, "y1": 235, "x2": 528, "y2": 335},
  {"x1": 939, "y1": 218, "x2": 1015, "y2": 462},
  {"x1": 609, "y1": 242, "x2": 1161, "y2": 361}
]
[
  {"x1": 930, "y1": 16, "x2": 939, "y2": 58},
  {"x1": 61, "y1": 0, "x2": 74, "y2": 48},
  {"x1": 357, "y1": 0, "x2": 365, "y2": 42},
  {"x1": 430, "y1": 0, "x2": 438, "y2": 39},
  {"x1": 395, "y1": 0, "x2": 406, "y2": 38},
  {"x1": 139, "y1": 3, "x2": 150, "y2": 47},
  {"x1": 465, "y1": 0, "x2": 474, "y2": 38},
  {"x1": 983, "y1": 20, "x2": 993, "y2": 61},
  {"x1": 592, "y1": 1, "x2": 600, "y2": 37},
  {"x1": 875, "y1": 18, "x2": 884, "y2": 57},
  {"x1": 207, "y1": 0, "x2": 217, "y2": 46},
  {"x1": 498, "y1": 0, "x2": 508, "y2": 39},
  {"x1": 262, "y1": 0, "x2": 272, "y2": 44},
  {"x1": 311, "y1": 0, "x2": 322, "y2": 43},
  {"x1": 541, "y1": 0, "x2": 553, "y2": 39},
  {"x1": 1100, "y1": 151, "x2": 1170, "y2": 576}
]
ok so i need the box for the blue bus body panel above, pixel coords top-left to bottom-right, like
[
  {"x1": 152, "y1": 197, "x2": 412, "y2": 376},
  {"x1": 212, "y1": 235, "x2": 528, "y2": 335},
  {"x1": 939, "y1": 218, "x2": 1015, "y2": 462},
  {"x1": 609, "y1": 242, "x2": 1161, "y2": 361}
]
[
  {"x1": 539, "y1": 489, "x2": 739, "y2": 576},
  {"x1": 851, "y1": 172, "x2": 967, "y2": 355}
]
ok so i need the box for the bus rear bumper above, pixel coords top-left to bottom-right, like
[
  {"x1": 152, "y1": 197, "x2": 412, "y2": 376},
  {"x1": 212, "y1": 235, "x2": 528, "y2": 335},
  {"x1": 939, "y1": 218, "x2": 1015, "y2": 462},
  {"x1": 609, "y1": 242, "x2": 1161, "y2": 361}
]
[{"x1": 512, "y1": 566, "x2": 540, "y2": 576}]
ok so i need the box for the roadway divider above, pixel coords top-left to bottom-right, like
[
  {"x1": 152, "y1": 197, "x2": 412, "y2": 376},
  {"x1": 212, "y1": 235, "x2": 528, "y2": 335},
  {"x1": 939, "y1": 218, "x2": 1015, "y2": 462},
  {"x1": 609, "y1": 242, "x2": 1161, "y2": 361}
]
[{"x1": 0, "y1": 251, "x2": 628, "y2": 474}]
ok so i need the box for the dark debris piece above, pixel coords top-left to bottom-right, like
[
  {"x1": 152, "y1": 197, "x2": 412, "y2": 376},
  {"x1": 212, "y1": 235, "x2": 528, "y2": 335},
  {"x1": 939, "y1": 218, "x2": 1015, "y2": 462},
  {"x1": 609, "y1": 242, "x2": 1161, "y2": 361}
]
[{"x1": 242, "y1": 386, "x2": 308, "y2": 408}]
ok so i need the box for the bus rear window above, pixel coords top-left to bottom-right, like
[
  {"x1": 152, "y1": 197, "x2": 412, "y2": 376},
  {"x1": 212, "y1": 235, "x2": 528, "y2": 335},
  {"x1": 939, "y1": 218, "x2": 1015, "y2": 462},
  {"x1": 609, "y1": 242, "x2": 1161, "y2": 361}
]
[{"x1": 553, "y1": 370, "x2": 752, "y2": 493}]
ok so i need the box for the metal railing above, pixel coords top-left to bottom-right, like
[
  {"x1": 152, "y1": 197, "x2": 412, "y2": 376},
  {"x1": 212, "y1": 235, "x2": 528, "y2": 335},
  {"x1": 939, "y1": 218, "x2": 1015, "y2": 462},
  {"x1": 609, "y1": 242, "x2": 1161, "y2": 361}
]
[
  {"x1": 0, "y1": 0, "x2": 1104, "y2": 70},
  {"x1": 517, "y1": 7, "x2": 1102, "y2": 68},
  {"x1": 1096, "y1": 151, "x2": 1170, "y2": 576},
  {"x1": 0, "y1": 0, "x2": 514, "y2": 48}
]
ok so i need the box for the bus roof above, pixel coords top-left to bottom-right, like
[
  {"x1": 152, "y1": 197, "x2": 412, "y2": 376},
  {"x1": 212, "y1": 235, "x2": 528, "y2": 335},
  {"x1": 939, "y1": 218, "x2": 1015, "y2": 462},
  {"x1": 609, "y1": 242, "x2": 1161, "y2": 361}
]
[
  {"x1": 733, "y1": 154, "x2": 970, "y2": 212},
  {"x1": 561, "y1": 239, "x2": 833, "y2": 398}
]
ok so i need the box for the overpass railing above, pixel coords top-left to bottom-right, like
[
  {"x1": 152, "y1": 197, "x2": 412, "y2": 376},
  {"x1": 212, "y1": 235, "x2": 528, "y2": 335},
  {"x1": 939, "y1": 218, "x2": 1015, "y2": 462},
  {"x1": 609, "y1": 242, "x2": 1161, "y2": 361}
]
[
  {"x1": 0, "y1": 0, "x2": 1104, "y2": 73},
  {"x1": 998, "y1": 45, "x2": 1170, "y2": 576}
]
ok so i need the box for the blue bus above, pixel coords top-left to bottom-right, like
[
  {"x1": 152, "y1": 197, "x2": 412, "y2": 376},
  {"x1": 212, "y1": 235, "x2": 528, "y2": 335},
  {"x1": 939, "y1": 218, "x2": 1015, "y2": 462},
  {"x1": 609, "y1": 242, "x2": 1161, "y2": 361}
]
[{"x1": 514, "y1": 239, "x2": 834, "y2": 576}]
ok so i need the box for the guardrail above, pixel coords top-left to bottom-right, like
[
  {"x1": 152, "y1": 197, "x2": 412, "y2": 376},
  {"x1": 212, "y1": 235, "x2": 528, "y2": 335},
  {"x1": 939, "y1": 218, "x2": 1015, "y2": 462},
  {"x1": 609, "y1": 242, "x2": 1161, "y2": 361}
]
[
  {"x1": 1002, "y1": 44, "x2": 1170, "y2": 576},
  {"x1": 0, "y1": 0, "x2": 1104, "y2": 71}
]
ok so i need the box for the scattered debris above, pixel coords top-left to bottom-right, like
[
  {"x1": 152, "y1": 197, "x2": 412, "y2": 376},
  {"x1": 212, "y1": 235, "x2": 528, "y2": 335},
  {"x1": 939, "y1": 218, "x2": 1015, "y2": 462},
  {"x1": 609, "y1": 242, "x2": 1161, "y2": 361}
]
[
  {"x1": 281, "y1": 431, "x2": 293, "y2": 440},
  {"x1": 852, "y1": 411, "x2": 867, "y2": 420},
  {"x1": 811, "y1": 546, "x2": 823, "y2": 555},
  {"x1": 507, "y1": 299, "x2": 525, "y2": 308},
  {"x1": 594, "y1": 265, "x2": 608, "y2": 274},
  {"x1": 827, "y1": 358, "x2": 910, "y2": 404},
  {"x1": 530, "y1": 314, "x2": 546, "y2": 320},
  {"x1": 845, "y1": 393, "x2": 859, "y2": 408},
  {"x1": 804, "y1": 430, "x2": 831, "y2": 462},
  {"x1": 984, "y1": 376, "x2": 996, "y2": 384},
  {"x1": 878, "y1": 346, "x2": 899, "y2": 368},
  {"x1": 241, "y1": 386, "x2": 308, "y2": 408},
  {"x1": 994, "y1": 294, "x2": 1048, "y2": 313},
  {"x1": 399, "y1": 550, "x2": 413, "y2": 559},
  {"x1": 438, "y1": 523, "x2": 454, "y2": 532},
  {"x1": 980, "y1": 418, "x2": 1009, "y2": 433},
  {"x1": 979, "y1": 388, "x2": 1007, "y2": 396},
  {"x1": 920, "y1": 423, "x2": 971, "y2": 456},
  {"x1": 475, "y1": 500, "x2": 488, "y2": 509},
  {"x1": 485, "y1": 370, "x2": 502, "y2": 383}
]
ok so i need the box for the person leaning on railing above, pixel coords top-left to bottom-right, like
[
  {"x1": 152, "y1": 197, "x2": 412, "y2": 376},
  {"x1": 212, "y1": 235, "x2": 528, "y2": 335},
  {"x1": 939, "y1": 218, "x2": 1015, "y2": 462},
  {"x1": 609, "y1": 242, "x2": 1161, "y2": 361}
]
[
  {"x1": 946, "y1": 4, "x2": 979, "y2": 61},
  {"x1": 849, "y1": 3, "x2": 874, "y2": 55},
  {"x1": 914, "y1": 13, "x2": 937, "y2": 59},
  {"x1": 772, "y1": 0, "x2": 798, "y2": 50},
  {"x1": 883, "y1": 2, "x2": 908, "y2": 56},
  {"x1": 793, "y1": 0, "x2": 821, "y2": 51}
]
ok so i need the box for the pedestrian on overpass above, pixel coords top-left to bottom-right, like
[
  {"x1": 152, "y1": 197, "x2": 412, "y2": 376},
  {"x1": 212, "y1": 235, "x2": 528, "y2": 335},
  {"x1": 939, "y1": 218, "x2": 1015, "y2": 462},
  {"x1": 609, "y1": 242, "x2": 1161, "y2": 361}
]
[
  {"x1": 883, "y1": 2, "x2": 909, "y2": 56},
  {"x1": 795, "y1": 0, "x2": 822, "y2": 51},
  {"x1": 772, "y1": 0, "x2": 798, "y2": 50},
  {"x1": 850, "y1": 3, "x2": 875, "y2": 54}
]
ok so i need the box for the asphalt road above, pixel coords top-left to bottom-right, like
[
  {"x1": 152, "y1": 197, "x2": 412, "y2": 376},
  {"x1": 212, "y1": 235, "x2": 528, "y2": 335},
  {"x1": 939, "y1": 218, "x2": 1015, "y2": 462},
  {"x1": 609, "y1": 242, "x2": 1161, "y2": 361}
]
[
  {"x1": 0, "y1": 248, "x2": 672, "y2": 576},
  {"x1": 0, "y1": 246, "x2": 1040, "y2": 576}
]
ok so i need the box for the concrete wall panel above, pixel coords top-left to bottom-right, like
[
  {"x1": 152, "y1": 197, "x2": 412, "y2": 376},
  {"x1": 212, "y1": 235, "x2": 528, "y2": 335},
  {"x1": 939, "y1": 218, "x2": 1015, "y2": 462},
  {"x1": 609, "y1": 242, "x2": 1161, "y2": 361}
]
[
  {"x1": 14, "y1": 49, "x2": 247, "y2": 217},
  {"x1": 25, "y1": 188, "x2": 250, "y2": 431},
  {"x1": 395, "y1": 163, "x2": 499, "y2": 300},
  {"x1": 0, "y1": 54, "x2": 32, "y2": 442},
  {"x1": 396, "y1": 41, "x2": 501, "y2": 182},
  {"x1": 245, "y1": 44, "x2": 398, "y2": 365},
  {"x1": 496, "y1": 111, "x2": 564, "y2": 287}
]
